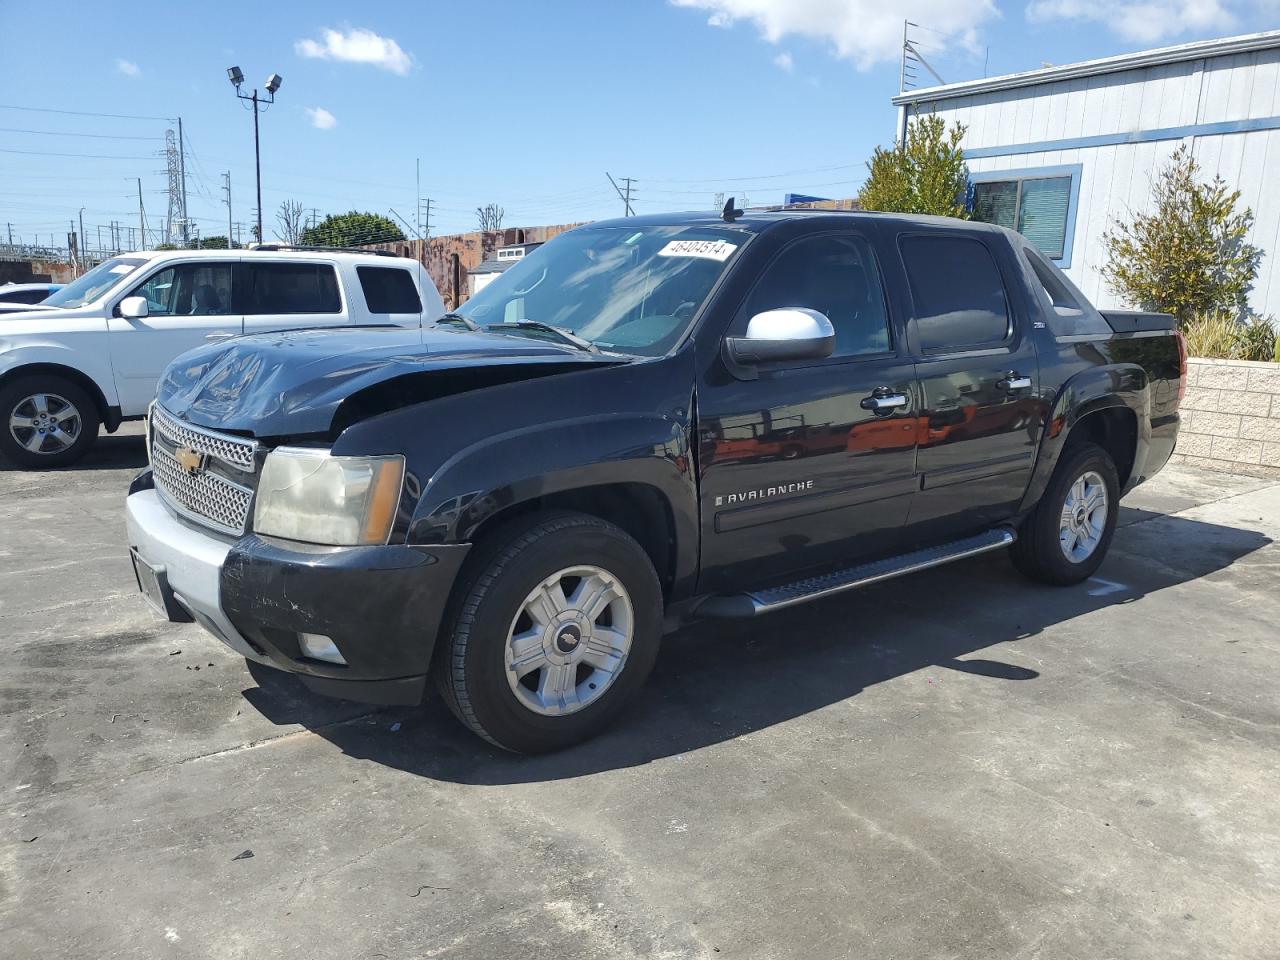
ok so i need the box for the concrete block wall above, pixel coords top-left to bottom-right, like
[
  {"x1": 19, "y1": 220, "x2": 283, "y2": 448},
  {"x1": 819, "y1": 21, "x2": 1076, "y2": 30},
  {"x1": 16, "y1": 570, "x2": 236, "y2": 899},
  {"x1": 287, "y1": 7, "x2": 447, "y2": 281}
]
[{"x1": 1172, "y1": 358, "x2": 1280, "y2": 478}]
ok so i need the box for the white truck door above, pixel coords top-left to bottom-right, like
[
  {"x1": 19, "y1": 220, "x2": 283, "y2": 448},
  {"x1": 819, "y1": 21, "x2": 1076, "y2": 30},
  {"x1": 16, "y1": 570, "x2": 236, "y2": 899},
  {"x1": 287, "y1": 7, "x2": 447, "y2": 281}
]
[
  {"x1": 239, "y1": 260, "x2": 347, "y2": 336},
  {"x1": 106, "y1": 260, "x2": 240, "y2": 415}
]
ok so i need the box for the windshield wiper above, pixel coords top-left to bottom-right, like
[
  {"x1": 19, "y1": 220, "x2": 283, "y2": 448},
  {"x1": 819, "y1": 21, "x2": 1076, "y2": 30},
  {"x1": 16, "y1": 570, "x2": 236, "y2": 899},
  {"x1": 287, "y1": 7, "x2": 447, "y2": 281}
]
[
  {"x1": 487, "y1": 319, "x2": 599, "y2": 354},
  {"x1": 435, "y1": 311, "x2": 480, "y2": 331}
]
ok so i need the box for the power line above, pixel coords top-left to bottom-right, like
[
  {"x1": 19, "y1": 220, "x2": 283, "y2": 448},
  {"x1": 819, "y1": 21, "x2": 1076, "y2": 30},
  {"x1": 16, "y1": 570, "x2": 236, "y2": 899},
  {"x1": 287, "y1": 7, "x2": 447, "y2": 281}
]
[
  {"x1": 0, "y1": 127, "x2": 161, "y2": 141},
  {"x1": 0, "y1": 103, "x2": 172, "y2": 122},
  {"x1": 0, "y1": 147, "x2": 158, "y2": 160}
]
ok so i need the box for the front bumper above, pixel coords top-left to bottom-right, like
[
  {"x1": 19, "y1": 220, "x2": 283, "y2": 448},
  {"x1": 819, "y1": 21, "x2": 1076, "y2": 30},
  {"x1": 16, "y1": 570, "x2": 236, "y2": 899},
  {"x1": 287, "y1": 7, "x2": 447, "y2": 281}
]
[{"x1": 126, "y1": 480, "x2": 470, "y2": 706}]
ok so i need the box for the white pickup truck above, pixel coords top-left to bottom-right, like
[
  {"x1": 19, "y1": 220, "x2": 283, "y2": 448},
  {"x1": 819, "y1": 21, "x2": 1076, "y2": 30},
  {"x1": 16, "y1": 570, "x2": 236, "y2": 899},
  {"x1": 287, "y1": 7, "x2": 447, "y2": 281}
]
[{"x1": 0, "y1": 246, "x2": 445, "y2": 467}]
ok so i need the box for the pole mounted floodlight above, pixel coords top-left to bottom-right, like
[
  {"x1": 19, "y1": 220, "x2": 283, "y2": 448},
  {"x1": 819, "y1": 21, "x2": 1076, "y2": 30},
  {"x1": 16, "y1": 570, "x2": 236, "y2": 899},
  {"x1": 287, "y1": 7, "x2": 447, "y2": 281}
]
[{"x1": 226, "y1": 66, "x2": 280, "y2": 244}]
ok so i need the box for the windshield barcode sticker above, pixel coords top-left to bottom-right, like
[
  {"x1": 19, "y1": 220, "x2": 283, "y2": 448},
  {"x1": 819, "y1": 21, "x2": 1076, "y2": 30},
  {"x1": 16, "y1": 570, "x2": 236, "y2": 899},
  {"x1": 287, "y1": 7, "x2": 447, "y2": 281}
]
[{"x1": 657, "y1": 239, "x2": 738, "y2": 261}]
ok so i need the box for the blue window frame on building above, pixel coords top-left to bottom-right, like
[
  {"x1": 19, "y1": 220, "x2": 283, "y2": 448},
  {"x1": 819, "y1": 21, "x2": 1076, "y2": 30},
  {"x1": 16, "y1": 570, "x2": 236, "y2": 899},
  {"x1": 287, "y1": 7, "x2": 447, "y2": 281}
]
[{"x1": 968, "y1": 164, "x2": 1082, "y2": 268}]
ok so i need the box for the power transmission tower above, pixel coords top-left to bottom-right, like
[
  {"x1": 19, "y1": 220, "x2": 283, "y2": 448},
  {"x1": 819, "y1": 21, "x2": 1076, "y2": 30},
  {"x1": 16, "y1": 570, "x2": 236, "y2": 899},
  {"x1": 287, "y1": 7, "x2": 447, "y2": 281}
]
[
  {"x1": 164, "y1": 129, "x2": 185, "y2": 246},
  {"x1": 606, "y1": 173, "x2": 636, "y2": 216}
]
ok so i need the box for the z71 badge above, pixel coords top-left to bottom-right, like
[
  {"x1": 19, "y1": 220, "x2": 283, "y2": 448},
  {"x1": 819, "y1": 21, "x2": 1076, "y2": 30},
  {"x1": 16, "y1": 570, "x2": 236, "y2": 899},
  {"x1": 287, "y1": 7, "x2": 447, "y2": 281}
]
[{"x1": 715, "y1": 480, "x2": 814, "y2": 507}]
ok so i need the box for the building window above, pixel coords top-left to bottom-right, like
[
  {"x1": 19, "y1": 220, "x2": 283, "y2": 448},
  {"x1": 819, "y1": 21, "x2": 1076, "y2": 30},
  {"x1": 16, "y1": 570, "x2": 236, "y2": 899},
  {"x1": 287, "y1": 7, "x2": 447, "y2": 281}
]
[{"x1": 970, "y1": 165, "x2": 1080, "y2": 266}]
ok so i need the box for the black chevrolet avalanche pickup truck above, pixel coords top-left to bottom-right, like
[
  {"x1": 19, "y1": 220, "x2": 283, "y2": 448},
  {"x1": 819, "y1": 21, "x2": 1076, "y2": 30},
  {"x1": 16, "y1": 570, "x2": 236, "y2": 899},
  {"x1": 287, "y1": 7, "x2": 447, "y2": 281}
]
[{"x1": 126, "y1": 210, "x2": 1185, "y2": 752}]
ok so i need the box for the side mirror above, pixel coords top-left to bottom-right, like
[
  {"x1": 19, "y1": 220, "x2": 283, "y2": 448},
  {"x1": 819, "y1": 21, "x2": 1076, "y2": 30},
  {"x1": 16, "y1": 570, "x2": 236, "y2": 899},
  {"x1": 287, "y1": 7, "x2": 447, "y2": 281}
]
[
  {"x1": 118, "y1": 296, "x2": 149, "y2": 320},
  {"x1": 724, "y1": 308, "x2": 835, "y2": 369}
]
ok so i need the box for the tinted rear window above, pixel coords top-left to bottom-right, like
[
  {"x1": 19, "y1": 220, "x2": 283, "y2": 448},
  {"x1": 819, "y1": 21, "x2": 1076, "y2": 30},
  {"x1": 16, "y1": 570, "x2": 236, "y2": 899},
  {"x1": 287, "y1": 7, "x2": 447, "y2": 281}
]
[
  {"x1": 0, "y1": 288, "x2": 49, "y2": 304},
  {"x1": 243, "y1": 263, "x2": 340, "y2": 314},
  {"x1": 901, "y1": 236, "x2": 1010, "y2": 351},
  {"x1": 357, "y1": 266, "x2": 421, "y2": 313}
]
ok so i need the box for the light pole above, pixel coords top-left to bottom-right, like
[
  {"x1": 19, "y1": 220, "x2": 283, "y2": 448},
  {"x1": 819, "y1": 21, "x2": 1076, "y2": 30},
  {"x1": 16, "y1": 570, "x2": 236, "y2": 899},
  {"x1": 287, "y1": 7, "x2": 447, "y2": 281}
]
[{"x1": 226, "y1": 66, "x2": 282, "y2": 244}]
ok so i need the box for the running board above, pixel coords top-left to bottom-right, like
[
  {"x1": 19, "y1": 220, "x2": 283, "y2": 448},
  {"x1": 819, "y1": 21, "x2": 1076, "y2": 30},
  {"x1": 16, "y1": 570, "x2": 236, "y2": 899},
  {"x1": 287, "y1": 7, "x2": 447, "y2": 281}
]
[{"x1": 697, "y1": 528, "x2": 1016, "y2": 618}]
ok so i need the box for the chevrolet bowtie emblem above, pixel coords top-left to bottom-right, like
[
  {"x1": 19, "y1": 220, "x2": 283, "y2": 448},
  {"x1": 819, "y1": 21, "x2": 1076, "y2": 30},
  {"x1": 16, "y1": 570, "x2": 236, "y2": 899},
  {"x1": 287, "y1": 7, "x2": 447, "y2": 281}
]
[{"x1": 174, "y1": 446, "x2": 205, "y2": 474}]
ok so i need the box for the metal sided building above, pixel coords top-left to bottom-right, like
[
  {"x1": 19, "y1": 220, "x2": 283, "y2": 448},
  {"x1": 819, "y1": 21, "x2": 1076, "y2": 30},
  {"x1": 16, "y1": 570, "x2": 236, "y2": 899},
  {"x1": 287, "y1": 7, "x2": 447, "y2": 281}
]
[{"x1": 892, "y1": 30, "x2": 1280, "y2": 319}]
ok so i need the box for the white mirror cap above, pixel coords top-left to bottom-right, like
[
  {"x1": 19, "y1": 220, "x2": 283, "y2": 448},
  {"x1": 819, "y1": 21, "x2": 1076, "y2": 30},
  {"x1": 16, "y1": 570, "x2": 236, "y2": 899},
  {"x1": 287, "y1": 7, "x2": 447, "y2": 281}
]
[
  {"x1": 744, "y1": 307, "x2": 834, "y2": 342},
  {"x1": 119, "y1": 296, "x2": 148, "y2": 319}
]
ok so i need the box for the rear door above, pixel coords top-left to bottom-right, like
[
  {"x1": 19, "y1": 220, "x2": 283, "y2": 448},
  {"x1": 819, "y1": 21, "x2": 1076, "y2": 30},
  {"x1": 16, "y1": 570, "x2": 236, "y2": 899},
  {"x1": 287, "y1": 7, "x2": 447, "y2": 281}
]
[
  {"x1": 106, "y1": 259, "x2": 239, "y2": 413},
  {"x1": 895, "y1": 231, "x2": 1042, "y2": 540},
  {"x1": 697, "y1": 229, "x2": 920, "y2": 593},
  {"x1": 237, "y1": 260, "x2": 346, "y2": 336}
]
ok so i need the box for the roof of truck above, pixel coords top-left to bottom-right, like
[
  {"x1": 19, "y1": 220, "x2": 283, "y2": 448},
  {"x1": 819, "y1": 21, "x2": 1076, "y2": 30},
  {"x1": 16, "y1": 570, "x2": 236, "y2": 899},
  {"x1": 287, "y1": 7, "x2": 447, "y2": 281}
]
[{"x1": 587, "y1": 208, "x2": 1010, "y2": 236}]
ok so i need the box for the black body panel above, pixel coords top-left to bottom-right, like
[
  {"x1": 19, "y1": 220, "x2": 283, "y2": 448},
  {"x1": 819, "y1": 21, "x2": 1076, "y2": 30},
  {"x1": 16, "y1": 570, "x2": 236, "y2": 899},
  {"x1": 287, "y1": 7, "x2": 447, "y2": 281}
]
[{"x1": 138, "y1": 209, "x2": 1184, "y2": 705}]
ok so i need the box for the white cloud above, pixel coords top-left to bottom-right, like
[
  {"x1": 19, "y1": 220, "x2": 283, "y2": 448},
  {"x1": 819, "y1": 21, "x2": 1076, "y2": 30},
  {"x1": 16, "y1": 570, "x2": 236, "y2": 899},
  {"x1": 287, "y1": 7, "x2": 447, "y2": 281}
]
[
  {"x1": 295, "y1": 27, "x2": 413, "y2": 75},
  {"x1": 670, "y1": 0, "x2": 998, "y2": 70},
  {"x1": 116, "y1": 59, "x2": 141, "y2": 77},
  {"x1": 773, "y1": 51, "x2": 794, "y2": 71},
  {"x1": 1027, "y1": 0, "x2": 1236, "y2": 43},
  {"x1": 305, "y1": 107, "x2": 338, "y2": 130}
]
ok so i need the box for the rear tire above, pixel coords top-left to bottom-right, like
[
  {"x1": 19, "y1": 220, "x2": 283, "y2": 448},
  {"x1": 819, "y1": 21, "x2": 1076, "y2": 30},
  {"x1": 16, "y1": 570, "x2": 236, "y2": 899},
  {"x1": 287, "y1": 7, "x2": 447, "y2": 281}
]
[
  {"x1": 433, "y1": 511, "x2": 663, "y2": 753},
  {"x1": 1010, "y1": 442, "x2": 1119, "y2": 586},
  {"x1": 0, "y1": 376, "x2": 99, "y2": 469}
]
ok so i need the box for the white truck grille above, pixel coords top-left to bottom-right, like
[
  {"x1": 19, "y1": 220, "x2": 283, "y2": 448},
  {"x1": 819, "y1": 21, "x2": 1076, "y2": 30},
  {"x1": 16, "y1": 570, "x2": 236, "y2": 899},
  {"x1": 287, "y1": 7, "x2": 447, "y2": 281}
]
[{"x1": 149, "y1": 406, "x2": 260, "y2": 536}]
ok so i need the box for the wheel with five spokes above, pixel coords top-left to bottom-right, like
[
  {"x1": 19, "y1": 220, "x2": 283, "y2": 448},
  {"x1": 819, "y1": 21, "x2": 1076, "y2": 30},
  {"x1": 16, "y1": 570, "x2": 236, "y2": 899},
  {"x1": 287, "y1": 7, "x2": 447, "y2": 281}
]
[
  {"x1": 1010, "y1": 441, "x2": 1120, "y2": 586},
  {"x1": 0, "y1": 376, "x2": 99, "y2": 469},
  {"x1": 434, "y1": 511, "x2": 663, "y2": 753}
]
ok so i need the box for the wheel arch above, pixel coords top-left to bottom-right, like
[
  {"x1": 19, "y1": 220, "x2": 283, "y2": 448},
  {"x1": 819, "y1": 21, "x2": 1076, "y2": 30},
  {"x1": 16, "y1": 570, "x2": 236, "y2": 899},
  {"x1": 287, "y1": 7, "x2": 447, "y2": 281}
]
[
  {"x1": 0, "y1": 362, "x2": 120, "y2": 431},
  {"x1": 1019, "y1": 365, "x2": 1150, "y2": 513}
]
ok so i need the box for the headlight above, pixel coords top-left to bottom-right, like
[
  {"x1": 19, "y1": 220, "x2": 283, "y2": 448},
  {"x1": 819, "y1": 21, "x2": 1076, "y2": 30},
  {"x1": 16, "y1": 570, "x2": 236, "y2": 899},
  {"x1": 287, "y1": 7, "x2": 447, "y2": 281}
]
[{"x1": 253, "y1": 447, "x2": 405, "y2": 546}]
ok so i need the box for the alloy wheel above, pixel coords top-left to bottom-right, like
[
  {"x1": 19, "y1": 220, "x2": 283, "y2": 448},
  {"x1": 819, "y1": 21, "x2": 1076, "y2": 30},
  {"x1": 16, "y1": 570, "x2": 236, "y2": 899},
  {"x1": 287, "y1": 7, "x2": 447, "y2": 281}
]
[{"x1": 8, "y1": 392, "x2": 82, "y2": 455}]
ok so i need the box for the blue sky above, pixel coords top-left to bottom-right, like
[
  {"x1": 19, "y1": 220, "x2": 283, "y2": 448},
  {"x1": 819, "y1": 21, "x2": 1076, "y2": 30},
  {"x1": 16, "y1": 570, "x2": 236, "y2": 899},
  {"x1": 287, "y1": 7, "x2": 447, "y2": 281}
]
[{"x1": 1, "y1": 0, "x2": 1277, "y2": 246}]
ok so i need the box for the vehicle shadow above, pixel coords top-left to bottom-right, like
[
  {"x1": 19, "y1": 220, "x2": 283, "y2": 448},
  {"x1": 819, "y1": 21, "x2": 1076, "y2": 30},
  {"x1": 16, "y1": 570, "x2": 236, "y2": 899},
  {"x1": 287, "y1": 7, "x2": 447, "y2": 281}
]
[
  {"x1": 0, "y1": 429, "x2": 147, "y2": 472},
  {"x1": 240, "y1": 512, "x2": 1271, "y2": 784}
]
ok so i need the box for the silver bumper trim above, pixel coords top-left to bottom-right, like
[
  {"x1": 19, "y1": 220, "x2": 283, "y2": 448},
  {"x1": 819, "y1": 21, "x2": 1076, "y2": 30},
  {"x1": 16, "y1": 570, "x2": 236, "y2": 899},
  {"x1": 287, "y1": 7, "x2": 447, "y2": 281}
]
[{"x1": 125, "y1": 489, "x2": 266, "y2": 662}]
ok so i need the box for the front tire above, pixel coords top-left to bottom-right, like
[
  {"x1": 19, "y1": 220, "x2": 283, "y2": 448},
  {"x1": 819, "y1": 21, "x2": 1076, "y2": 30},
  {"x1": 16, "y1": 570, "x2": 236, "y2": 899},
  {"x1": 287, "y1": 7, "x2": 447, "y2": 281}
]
[
  {"x1": 433, "y1": 511, "x2": 663, "y2": 753},
  {"x1": 0, "y1": 376, "x2": 99, "y2": 469},
  {"x1": 1011, "y1": 442, "x2": 1120, "y2": 585}
]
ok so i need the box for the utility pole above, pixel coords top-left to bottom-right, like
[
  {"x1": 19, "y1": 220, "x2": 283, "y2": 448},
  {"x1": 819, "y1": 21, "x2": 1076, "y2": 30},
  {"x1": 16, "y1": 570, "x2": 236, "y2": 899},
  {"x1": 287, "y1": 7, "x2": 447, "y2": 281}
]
[
  {"x1": 419, "y1": 198, "x2": 432, "y2": 239},
  {"x1": 137, "y1": 178, "x2": 146, "y2": 250},
  {"x1": 178, "y1": 116, "x2": 190, "y2": 245},
  {"x1": 68, "y1": 221, "x2": 78, "y2": 275},
  {"x1": 97, "y1": 224, "x2": 102, "y2": 255},
  {"x1": 226, "y1": 67, "x2": 281, "y2": 246},
  {"x1": 78, "y1": 208, "x2": 86, "y2": 269},
  {"x1": 223, "y1": 171, "x2": 233, "y2": 247},
  {"x1": 606, "y1": 172, "x2": 636, "y2": 216}
]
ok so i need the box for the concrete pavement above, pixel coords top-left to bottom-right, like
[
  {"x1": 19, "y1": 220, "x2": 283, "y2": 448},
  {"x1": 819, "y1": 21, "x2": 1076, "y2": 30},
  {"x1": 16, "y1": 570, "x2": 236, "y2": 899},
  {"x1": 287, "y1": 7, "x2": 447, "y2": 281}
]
[{"x1": 2, "y1": 427, "x2": 1278, "y2": 959}]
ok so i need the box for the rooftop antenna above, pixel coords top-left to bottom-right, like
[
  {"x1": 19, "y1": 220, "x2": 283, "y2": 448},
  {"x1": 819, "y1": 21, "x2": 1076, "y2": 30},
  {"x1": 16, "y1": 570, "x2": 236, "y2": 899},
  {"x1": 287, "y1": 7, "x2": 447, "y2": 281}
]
[{"x1": 721, "y1": 196, "x2": 744, "y2": 222}]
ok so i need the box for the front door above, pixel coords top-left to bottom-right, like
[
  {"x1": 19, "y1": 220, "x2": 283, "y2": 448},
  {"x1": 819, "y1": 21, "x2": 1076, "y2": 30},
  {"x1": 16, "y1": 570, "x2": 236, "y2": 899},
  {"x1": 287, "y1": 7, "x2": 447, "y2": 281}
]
[
  {"x1": 107, "y1": 260, "x2": 239, "y2": 414},
  {"x1": 897, "y1": 233, "x2": 1043, "y2": 540},
  {"x1": 697, "y1": 231, "x2": 919, "y2": 594}
]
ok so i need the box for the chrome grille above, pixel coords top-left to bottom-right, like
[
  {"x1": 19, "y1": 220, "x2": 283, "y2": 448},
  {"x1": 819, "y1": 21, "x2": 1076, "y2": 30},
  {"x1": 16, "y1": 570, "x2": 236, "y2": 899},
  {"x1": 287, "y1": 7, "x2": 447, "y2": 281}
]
[
  {"x1": 149, "y1": 405, "x2": 260, "y2": 535},
  {"x1": 150, "y1": 404, "x2": 256, "y2": 473}
]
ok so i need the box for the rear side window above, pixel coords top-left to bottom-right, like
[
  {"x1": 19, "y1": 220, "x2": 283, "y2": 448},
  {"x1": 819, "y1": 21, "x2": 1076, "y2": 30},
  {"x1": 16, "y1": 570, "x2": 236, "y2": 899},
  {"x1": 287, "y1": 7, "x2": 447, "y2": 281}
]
[
  {"x1": 901, "y1": 236, "x2": 1010, "y2": 352},
  {"x1": 242, "y1": 263, "x2": 340, "y2": 315},
  {"x1": 357, "y1": 266, "x2": 421, "y2": 313}
]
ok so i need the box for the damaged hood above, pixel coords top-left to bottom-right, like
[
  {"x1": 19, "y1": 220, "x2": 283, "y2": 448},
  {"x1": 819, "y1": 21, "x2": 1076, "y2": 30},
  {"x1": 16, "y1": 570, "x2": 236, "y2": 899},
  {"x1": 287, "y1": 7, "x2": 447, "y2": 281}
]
[{"x1": 156, "y1": 325, "x2": 623, "y2": 436}]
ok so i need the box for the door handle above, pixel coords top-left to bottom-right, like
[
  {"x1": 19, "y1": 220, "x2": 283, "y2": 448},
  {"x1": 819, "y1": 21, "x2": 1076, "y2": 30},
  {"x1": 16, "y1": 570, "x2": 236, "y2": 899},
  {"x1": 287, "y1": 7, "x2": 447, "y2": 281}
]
[
  {"x1": 205, "y1": 331, "x2": 236, "y2": 342},
  {"x1": 998, "y1": 373, "x2": 1032, "y2": 392},
  {"x1": 861, "y1": 392, "x2": 909, "y2": 412}
]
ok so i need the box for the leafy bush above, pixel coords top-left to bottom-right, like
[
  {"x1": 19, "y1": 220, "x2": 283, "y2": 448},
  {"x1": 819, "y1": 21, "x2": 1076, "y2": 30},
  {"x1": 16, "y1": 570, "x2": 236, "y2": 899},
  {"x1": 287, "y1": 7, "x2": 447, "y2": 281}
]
[
  {"x1": 1236, "y1": 313, "x2": 1278, "y2": 362},
  {"x1": 299, "y1": 211, "x2": 404, "y2": 247},
  {"x1": 1102, "y1": 146, "x2": 1262, "y2": 325},
  {"x1": 1182, "y1": 311, "x2": 1239, "y2": 359},
  {"x1": 858, "y1": 114, "x2": 970, "y2": 219},
  {"x1": 1182, "y1": 311, "x2": 1278, "y2": 361}
]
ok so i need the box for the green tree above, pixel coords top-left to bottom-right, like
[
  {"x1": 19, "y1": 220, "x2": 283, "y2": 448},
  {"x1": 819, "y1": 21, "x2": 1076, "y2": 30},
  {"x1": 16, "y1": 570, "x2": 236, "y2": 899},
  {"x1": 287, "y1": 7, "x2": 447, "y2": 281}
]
[
  {"x1": 299, "y1": 211, "x2": 405, "y2": 247},
  {"x1": 198, "y1": 236, "x2": 231, "y2": 249},
  {"x1": 1102, "y1": 146, "x2": 1262, "y2": 325},
  {"x1": 858, "y1": 114, "x2": 970, "y2": 219}
]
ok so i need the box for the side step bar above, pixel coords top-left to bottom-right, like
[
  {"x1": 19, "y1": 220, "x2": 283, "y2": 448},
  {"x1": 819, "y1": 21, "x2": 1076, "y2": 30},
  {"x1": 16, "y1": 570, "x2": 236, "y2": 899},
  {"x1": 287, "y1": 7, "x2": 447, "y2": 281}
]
[{"x1": 697, "y1": 528, "x2": 1016, "y2": 618}]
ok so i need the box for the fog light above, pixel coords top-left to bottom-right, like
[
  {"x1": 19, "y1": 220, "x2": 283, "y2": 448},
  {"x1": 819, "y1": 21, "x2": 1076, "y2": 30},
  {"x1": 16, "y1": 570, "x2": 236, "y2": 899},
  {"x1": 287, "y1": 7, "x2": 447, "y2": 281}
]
[{"x1": 298, "y1": 632, "x2": 346, "y2": 665}]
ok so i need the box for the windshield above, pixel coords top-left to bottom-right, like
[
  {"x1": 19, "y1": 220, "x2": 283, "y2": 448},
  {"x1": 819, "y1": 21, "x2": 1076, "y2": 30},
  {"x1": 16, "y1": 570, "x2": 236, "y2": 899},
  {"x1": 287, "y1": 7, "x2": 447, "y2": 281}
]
[
  {"x1": 42, "y1": 257, "x2": 147, "y2": 309},
  {"x1": 454, "y1": 225, "x2": 748, "y2": 356}
]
